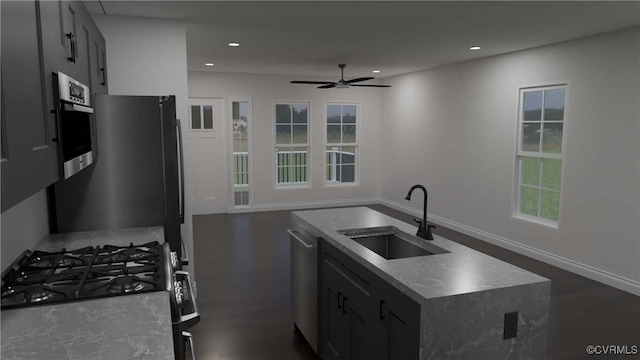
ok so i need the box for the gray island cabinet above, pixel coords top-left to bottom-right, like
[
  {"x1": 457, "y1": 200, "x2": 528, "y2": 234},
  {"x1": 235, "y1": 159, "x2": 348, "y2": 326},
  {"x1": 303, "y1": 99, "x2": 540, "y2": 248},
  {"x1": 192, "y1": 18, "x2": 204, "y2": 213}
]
[{"x1": 292, "y1": 207, "x2": 550, "y2": 360}]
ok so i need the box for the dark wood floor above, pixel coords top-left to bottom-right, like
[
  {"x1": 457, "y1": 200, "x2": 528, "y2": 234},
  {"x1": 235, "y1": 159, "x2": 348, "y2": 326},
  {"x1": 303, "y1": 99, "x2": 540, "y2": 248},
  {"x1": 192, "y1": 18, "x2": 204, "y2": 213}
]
[{"x1": 190, "y1": 205, "x2": 640, "y2": 360}]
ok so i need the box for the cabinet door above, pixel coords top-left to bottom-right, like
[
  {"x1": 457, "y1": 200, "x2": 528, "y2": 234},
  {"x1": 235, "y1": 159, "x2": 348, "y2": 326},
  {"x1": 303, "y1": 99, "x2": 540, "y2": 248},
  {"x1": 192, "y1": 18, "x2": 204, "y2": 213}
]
[
  {"x1": 319, "y1": 239, "x2": 380, "y2": 360},
  {"x1": 377, "y1": 283, "x2": 420, "y2": 360},
  {"x1": 39, "y1": 0, "x2": 86, "y2": 82},
  {"x1": 1, "y1": 0, "x2": 59, "y2": 212},
  {"x1": 87, "y1": 24, "x2": 107, "y2": 95},
  {"x1": 322, "y1": 264, "x2": 351, "y2": 360}
]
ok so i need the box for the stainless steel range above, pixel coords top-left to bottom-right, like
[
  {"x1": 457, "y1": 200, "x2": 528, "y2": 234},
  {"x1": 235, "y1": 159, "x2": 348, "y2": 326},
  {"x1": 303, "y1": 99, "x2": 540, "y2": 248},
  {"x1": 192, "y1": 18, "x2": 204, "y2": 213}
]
[{"x1": 1, "y1": 241, "x2": 199, "y2": 359}]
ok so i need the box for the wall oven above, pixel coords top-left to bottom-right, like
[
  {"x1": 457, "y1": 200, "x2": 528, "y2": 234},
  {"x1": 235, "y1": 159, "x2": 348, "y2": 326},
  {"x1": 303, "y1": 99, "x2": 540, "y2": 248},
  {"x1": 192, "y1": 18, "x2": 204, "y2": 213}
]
[{"x1": 54, "y1": 72, "x2": 95, "y2": 179}]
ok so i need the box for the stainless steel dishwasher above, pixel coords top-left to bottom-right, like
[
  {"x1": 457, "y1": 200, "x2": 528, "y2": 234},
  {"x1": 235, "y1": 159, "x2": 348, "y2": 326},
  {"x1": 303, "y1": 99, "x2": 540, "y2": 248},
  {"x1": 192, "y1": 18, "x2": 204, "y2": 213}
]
[{"x1": 288, "y1": 228, "x2": 317, "y2": 352}]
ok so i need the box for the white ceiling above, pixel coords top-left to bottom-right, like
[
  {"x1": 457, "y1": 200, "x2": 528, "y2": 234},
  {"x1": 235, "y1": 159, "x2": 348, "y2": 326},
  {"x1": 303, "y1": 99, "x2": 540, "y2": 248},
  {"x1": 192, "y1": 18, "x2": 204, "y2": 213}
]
[{"x1": 84, "y1": 1, "x2": 640, "y2": 79}]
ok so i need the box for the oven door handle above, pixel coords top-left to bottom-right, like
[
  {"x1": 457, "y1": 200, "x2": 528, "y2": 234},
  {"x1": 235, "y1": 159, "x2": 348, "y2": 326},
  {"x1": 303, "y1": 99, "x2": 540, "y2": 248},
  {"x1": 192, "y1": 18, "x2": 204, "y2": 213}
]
[
  {"x1": 175, "y1": 270, "x2": 200, "y2": 328},
  {"x1": 63, "y1": 103, "x2": 94, "y2": 114}
]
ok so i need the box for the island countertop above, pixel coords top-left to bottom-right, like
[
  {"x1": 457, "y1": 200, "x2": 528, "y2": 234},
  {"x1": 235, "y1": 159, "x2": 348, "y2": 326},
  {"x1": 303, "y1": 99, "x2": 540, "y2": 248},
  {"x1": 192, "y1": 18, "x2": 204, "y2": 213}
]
[{"x1": 293, "y1": 207, "x2": 549, "y2": 303}]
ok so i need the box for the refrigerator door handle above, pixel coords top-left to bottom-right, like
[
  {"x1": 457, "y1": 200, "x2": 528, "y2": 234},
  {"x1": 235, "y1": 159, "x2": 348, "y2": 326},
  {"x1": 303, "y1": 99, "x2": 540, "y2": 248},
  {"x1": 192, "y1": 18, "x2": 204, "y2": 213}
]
[{"x1": 176, "y1": 119, "x2": 185, "y2": 224}]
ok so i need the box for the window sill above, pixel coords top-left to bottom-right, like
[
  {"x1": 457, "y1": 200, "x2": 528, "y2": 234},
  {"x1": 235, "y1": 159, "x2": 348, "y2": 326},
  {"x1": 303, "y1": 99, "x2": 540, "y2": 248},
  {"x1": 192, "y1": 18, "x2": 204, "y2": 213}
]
[
  {"x1": 513, "y1": 213, "x2": 560, "y2": 230},
  {"x1": 275, "y1": 183, "x2": 311, "y2": 190},
  {"x1": 324, "y1": 181, "x2": 359, "y2": 188}
]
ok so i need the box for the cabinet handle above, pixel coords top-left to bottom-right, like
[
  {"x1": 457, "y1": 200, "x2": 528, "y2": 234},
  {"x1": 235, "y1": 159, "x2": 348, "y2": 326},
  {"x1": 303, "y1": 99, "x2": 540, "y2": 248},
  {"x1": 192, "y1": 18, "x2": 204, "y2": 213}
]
[
  {"x1": 379, "y1": 300, "x2": 386, "y2": 320},
  {"x1": 66, "y1": 32, "x2": 76, "y2": 63},
  {"x1": 342, "y1": 296, "x2": 347, "y2": 314},
  {"x1": 100, "y1": 67, "x2": 105, "y2": 86},
  {"x1": 337, "y1": 292, "x2": 342, "y2": 310}
]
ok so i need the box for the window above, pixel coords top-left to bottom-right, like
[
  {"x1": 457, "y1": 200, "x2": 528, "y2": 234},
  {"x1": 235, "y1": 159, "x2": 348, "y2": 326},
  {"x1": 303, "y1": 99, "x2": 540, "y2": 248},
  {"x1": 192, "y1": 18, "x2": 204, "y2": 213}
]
[
  {"x1": 515, "y1": 85, "x2": 566, "y2": 225},
  {"x1": 326, "y1": 103, "x2": 357, "y2": 184},
  {"x1": 190, "y1": 105, "x2": 214, "y2": 131},
  {"x1": 232, "y1": 100, "x2": 250, "y2": 206},
  {"x1": 275, "y1": 102, "x2": 309, "y2": 185}
]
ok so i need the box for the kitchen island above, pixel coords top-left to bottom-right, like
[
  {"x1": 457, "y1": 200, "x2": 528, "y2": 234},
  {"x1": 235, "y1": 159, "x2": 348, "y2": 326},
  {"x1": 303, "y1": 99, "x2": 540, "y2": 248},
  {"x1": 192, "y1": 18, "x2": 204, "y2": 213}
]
[
  {"x1": 293, "y1": 207, "x2": 550, "y2": 360},
  {"x1": 0, "y1": 226, "x2": 174, "y2": 360}
]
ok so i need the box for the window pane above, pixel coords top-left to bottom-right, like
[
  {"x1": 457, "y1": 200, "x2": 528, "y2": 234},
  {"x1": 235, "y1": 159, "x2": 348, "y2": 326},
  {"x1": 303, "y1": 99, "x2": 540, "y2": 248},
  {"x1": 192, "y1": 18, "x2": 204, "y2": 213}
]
[
  {"x1": 232, "y1": 102, "x2": 239, "y2": 120},
  {"x1": 522, "y1": 123, "x2": 541, "y2": 152},
  {"x1": 203, "y1": 106, "x2": 213, "y2": 129},
  {"x1": 327, "y1": 125, "x2": 341, "y2": 143},
  {"x1": 542, "y1": 159, "x2": 562, "y2": 190},
  {"x1": 327, "y1": 105, "x2": 341, "y2": 123},
  {"x1": 343, "y1": 105, "x2": 357, "y2": 123},
  {"x1": 521, "y1": 157, "x2": 540, "y2": 186},
  {"x1": 542, "y1": 123, "x2": 563, "y2": 153},
  {"x1": 292, "y1": 125, "x2": 307, "y2": 144},
  {"x1": 276, "y1": 104, "x2": 291, "y2": 124},
  {"x1": 292, "y1": 104, "x2": 308, "y2": 123},
  {"x1": 544, "y1": 89, "x2": 565, "y2": 120},
  {"x1": 239, "y1": 102, "x2": 248, "y2": 120},
  {"x1": 327, "y1": 147, "x2": 341, "y2": 165},
  {"x1": 341, "y1": 164, "x2": 355, "y2": 182},
  {"x1": 523, "y1": 91, "x2": 542, "y2": 120},
  {"x1": 342, "y1": 125, "x2": 356, "y2": 143},
  {"x1": 191, "y1": 105, "x2": 201, "y2": 129},
  {"x1": 276, "y1": 125, "x2": 291, "y2": 144},
  {"x1": 540, "y1": 190, "x2": 560, "y2": 221},
  {"x1": 520, "y1": 186, "x2": 539, "y2": 216},
  {"x1": 340, "y1": 146, "x2": 356, "y2": 164}
]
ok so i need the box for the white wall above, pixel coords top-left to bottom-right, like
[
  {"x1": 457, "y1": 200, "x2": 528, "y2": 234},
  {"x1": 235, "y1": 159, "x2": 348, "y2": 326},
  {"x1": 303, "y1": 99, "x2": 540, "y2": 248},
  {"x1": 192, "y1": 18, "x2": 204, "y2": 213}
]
[
  {"x1": 1, "y1": 190, "x2": 50, "y2": 269},
  {"x1": 93, "y1": 15, "x2": 195, "y2": 276},
  {"x1": 188, "y1": 72, "x2": 383, "y2": 210},
  {"x1": 380, "y1": 28, "x2": 640, "y2": 294}
]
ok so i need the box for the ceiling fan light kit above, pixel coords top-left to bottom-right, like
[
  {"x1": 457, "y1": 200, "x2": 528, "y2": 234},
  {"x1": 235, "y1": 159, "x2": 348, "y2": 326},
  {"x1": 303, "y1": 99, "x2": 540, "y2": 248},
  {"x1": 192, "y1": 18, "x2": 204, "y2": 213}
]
[{"x1": 290, "y1": 64, "x2": 391, "y2": 89}]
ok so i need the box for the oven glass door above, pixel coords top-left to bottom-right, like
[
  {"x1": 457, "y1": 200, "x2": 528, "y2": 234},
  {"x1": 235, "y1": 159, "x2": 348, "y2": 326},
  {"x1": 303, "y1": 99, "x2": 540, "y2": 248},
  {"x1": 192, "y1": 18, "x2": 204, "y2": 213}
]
[
  {"x1": 60, "y1": 108, "x2": 92, "y2": 161},
  {"x1": 59, "y1": 103, "x2": 94, "y2": 179}
]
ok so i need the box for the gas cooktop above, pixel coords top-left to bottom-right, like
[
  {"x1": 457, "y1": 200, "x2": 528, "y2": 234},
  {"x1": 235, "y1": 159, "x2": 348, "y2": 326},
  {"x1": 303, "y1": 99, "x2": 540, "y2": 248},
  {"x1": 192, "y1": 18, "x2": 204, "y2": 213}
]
[{"x1": 1, "y1": 241, "x2": 170, "y2": 309}]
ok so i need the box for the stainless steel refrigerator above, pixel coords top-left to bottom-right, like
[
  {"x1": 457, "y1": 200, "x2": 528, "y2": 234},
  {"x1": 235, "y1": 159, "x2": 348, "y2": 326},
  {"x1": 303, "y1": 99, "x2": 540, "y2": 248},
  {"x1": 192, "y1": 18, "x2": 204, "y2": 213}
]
[{"x1": 49, "y1": 95, "x2": 185, "y2": 259}]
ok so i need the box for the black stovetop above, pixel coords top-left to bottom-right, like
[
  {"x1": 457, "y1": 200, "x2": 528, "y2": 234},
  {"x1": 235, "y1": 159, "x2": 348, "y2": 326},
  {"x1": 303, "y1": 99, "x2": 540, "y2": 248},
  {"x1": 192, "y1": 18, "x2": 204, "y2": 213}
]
[{"x1": 1, "y1": 241, "x2": 167, "y2": 309}]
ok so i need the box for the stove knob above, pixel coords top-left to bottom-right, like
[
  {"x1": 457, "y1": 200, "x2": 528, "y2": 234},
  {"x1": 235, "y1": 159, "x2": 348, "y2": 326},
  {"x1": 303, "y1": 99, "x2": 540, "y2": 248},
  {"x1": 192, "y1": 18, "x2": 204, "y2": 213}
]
[
  {"x1": 170, "y1": 252, "x2": 179, "y2": 270},
  {"x1": 174, "y1": 280, "x2": 183, "y2": 306}
]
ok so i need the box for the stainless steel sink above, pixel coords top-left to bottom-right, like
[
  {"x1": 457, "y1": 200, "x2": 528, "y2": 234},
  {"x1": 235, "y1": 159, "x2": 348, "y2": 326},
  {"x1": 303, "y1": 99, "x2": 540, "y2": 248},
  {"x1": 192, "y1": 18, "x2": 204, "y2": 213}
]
[{"x1": 339, "y1": 226, "x2": 450, "y2": 260}]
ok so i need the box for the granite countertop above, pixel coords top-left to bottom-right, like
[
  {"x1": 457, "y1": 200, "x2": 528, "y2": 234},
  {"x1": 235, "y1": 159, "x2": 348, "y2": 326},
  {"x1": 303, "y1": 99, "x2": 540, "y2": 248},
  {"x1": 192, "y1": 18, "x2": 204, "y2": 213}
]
[
  {"x1": 1, "y1": 226, "x2": 173, "y2": 360},
  {"x1": 293, "y1": 207, "x2": 549, "y2": 303},
  {"x1": 35, "y1": 226, "x2": 164, "y2": 252},
  {"x1": 1, "y1": 292, "x2": 174, "y2": 360}
]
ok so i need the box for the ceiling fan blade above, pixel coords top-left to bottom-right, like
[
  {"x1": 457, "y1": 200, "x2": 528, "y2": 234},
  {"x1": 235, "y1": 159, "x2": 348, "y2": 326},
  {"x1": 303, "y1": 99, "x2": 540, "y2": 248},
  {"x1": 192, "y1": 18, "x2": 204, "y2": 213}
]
[
  {"x1": 350, "y1": 84, "x2": 392, "y2": 88},
  {"x1": 318, "y1": 83, "x2": 336, "y2": 89},
  {"x1": 346, "y1": 77, "x2": 375, "y2": 84},
  {"x1": 290, "y1": 81, "x2": 334, "y2": 84}
]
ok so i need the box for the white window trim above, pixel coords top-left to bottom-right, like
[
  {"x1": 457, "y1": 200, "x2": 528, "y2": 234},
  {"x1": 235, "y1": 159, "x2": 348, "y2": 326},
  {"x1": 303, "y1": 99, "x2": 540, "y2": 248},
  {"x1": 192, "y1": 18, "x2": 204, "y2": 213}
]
[
  {"x1": 512, "y1": 83, "x2": 569, "y2": 229},
  {"x1": 324, "y1": 101, "x2": 360, "y2": 187},
  {"x1": 273, "y1": 100, "x2": 312, "y2": 189},
  {"x1": 228, "y1": 97, "x2": 253, "y2": 209}
]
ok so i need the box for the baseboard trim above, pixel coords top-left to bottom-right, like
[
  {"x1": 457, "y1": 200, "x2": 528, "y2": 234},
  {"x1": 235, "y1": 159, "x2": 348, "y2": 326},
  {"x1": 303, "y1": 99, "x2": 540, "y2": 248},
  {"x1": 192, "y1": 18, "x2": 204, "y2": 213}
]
[
  {"x1": 380, "y1": 199, "x2": 640, "y2": 296},
  {"x1": 227, "y1": 198, "x2": 379, "y2": 214}
]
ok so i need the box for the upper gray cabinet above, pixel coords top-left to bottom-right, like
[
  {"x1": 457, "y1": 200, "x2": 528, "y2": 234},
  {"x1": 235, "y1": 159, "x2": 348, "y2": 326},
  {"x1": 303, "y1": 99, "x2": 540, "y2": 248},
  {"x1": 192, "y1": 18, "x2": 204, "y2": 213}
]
[
  {"x1": 1, "y1": 0, "x2": 107, "y2": 213},
  {"x1": 40, "y1": 1, "x2": 91, "y2": 85},
  {"x1": 1, "y1": 0, "x2": 60, "y2": 212}
]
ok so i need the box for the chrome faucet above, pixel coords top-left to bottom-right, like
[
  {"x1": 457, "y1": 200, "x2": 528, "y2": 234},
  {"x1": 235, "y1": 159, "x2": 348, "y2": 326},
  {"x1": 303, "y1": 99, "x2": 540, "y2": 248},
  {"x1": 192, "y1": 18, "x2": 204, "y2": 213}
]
[{"x1": 405, "y1": 184, "x2": 436, "y2": 240}]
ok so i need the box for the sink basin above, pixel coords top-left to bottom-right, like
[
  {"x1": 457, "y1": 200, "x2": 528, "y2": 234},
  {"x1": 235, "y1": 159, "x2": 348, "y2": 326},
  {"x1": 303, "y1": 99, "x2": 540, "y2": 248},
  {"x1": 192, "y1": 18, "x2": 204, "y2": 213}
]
[{"x1": 339, "y1": 226, "x2": 450, "y2": 260}]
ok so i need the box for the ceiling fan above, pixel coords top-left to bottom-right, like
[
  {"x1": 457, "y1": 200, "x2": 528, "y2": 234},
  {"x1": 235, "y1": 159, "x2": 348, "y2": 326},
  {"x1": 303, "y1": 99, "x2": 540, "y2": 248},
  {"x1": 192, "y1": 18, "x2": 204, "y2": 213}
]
[{"x1": 290, "y1": 64, "x2": 391, "y2": 89}]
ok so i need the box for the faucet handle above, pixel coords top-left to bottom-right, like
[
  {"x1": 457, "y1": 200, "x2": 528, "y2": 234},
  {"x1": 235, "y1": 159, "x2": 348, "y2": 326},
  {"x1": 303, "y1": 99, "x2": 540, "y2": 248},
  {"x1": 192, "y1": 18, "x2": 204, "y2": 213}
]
[{"x1": 413, "y1": 218, "x2": 425, "y2": 231}]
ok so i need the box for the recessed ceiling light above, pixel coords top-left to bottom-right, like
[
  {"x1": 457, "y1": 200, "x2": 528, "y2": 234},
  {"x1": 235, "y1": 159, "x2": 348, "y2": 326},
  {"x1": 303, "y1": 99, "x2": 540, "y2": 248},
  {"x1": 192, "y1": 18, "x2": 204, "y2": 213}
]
[
  {"x1": 228, "y1": 42, "x2": 240, "y2": 47},
  {"x1": 372, "y1": 70, "x2": 381, "y2": 74},
  {"x1": 470, "y1": 46, "x2": 482, "y2": 51},
  {"x1": 205, "y1": 63, "x2": 214, "y2": 67}
]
